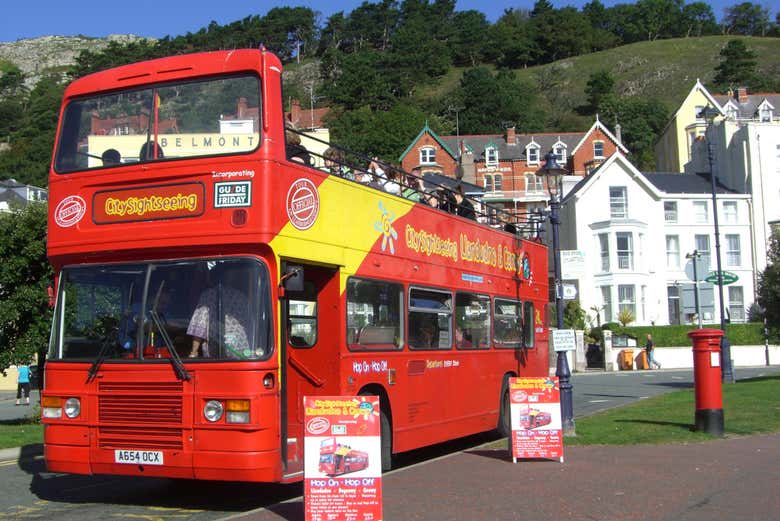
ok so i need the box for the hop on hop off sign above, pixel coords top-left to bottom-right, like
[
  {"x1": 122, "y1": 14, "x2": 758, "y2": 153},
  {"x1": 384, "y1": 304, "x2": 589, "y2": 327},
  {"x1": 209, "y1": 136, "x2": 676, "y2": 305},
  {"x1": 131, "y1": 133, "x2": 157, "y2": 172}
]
[
  {"x1": 304, "y1": 396, "x2": 383, "y2": 521},
  {"x1": 509, "y1": 377, "x2": 564, "y2": 463}
]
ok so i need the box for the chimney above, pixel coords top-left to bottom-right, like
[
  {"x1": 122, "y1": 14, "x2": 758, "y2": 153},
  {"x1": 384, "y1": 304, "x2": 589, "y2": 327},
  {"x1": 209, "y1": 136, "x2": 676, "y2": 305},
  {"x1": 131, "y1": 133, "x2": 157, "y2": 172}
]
[
  {"x1": 506, "y1": 126, "x2": 516, "y2": 145},
  {"x1": 291, "y1": 99, "x2": 302, "y2": 123},
  {"x1": 614, "y1": 123, "x2": 622, "y2": 144},
  {"x1": 737, "y1": 87, "x2": 748, "y2": 104}
]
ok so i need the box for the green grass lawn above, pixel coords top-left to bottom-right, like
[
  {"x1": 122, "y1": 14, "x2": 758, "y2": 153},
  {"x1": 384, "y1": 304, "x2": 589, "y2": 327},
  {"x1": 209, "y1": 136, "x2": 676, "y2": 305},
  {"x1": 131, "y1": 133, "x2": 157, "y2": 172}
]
[
  {"x1": 1, "y1": 376, "x2": 778, "y2": 451},
  {"x1": 566, "y1": 375, "x2": 780, "y2": 446}
]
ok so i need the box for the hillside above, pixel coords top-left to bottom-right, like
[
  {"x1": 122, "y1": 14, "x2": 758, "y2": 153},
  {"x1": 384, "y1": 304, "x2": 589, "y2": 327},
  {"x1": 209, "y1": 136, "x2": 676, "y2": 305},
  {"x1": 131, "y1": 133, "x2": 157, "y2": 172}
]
[
  {"x1": 0, "y1": 34, "x2": 151, "y2": 88},
  {"x1": 413, "y1": 36, "x2": 780, "y2": 124}
]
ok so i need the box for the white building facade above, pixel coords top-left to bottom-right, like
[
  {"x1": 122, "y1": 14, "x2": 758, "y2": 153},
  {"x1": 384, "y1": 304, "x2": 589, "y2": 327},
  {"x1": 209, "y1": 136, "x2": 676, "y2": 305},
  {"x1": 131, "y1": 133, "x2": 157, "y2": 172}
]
[{"x1": 558, "y1": 153, "x2": 754, "y2": 327}]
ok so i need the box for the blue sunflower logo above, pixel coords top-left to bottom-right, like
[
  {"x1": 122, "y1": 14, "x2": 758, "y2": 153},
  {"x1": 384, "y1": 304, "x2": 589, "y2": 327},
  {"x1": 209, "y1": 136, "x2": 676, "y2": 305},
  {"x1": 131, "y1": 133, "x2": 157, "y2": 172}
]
[{"x1": 374, "y1": 201, "x2": 398, "y2": 254}]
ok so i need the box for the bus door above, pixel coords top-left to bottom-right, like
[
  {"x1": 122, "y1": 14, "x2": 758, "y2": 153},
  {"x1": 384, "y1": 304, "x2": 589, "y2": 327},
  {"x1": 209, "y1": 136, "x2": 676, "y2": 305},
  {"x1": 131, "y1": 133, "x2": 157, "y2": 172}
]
[{"x1": 280, "y1": 262, "x2": 340, "y2": 479}]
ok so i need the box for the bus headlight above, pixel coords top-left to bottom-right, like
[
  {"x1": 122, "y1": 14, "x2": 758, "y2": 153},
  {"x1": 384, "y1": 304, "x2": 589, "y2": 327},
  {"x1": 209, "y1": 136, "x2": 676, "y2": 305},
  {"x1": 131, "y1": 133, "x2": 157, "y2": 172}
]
[
  {"x1": 64, "y1": 398, "x2": 81, "y2": 418},
  {"x1": 226, "y1": 399, "x2": 250, "y2": 424},
  {"x1": 204, "y1": 400, "x2": 224, "y2": 422}
]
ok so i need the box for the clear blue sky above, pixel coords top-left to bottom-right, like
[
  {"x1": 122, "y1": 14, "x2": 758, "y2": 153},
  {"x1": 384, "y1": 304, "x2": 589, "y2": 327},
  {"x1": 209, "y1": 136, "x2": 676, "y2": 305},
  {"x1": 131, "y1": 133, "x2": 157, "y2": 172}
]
[{"x1": 1, "y1": 0, "x2": 763, "y2": 42}]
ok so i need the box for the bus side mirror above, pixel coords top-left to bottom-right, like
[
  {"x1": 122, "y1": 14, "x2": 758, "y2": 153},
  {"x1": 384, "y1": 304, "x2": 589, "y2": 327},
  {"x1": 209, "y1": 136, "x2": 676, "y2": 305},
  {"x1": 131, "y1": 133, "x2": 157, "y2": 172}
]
[{"x1": 283, "y1": 265, "x2": 304, "y2": 292}]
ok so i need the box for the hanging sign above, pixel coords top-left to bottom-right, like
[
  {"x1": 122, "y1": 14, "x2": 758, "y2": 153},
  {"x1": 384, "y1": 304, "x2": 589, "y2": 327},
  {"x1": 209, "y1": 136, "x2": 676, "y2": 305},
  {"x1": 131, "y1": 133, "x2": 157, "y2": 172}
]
[
  {"x1": 304, "y1": 395, "x2": 383, "y2": 521},
  {"x1": 509, "y1": 377, "x2": 564, "y2": 463}
]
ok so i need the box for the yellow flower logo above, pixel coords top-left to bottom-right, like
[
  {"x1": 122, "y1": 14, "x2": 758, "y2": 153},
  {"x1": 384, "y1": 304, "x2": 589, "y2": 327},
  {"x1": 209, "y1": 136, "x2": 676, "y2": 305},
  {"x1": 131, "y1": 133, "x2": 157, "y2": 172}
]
[{"x1": 374, "y1": 201, "x2": 397, "y2": 255}]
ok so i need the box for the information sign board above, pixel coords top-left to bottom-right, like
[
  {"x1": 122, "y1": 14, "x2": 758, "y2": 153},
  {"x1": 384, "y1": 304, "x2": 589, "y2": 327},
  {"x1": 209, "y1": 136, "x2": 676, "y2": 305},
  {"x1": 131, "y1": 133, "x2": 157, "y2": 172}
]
[
  {"x1": 509, "y1": 377, "x2": 563, "y2": 463},
  {"x1": 552, "y1": 329, "x2": 576, "y2": 352},
  {"x1": 304, "y1": 396, "x2": 383, "y2": 521}
]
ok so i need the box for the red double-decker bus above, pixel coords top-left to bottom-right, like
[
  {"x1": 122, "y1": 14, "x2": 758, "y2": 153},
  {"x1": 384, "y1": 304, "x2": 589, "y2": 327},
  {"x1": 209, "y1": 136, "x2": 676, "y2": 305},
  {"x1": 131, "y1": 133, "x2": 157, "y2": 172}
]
[
  {"x1": 318, "y1": 438, "x2": 369, "y2": 476},
  {"x1": 42, "y1": 48, "x2": 550, "y2": 483}
]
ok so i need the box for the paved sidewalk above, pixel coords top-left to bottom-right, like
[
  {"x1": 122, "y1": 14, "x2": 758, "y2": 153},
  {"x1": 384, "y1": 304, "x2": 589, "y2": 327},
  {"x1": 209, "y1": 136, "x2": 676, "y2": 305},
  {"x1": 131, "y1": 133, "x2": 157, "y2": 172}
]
[{"x1": 229, "y1": 433, "x2": 780, "y2": 521}]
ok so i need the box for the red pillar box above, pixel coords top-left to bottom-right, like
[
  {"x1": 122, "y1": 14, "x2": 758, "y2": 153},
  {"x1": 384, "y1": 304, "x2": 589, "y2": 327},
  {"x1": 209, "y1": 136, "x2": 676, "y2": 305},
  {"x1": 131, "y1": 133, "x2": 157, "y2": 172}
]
[{"x1": 688, "y1": 328, "x2": 724, "y2": 436}]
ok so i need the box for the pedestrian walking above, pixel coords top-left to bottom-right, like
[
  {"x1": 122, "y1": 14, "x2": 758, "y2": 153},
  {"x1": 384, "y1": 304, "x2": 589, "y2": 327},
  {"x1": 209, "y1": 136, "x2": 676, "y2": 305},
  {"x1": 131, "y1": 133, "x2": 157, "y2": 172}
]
[
  {"x1": 645, "y1": 333, "x2": 661, "y2": 369},
  {"x1": 15, "y1": 364, "x2": 31, "y2": 406}
]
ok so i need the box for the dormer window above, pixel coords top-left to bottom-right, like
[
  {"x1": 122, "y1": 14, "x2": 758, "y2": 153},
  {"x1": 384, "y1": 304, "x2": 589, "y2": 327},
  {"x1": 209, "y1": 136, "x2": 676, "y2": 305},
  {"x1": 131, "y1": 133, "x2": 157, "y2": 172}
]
[
  {"x1": 526, "y1": 143, "x2": 540, "y2": 164},
  {"x1": 725, "y1": 103, "x2": 738, "y2": 120},
  {"x1": 420, "y1": 146, "x2": 436, "y2": 165},
  {"x1": 485, "y1": 146, "x2": 499, "y2": 165},
  {"x1": 553, "y1": 141, "x2": 567, "y2": 163},
  {"x1": 759, "y1": 106, "x2": 773, "y2": 122}
]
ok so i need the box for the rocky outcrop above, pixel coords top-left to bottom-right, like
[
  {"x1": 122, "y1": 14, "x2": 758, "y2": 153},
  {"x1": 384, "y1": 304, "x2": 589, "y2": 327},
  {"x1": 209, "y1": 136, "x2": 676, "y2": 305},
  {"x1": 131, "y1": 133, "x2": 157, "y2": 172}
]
[{"x1": 0, "y1": 34, "x2": 152, "y2": 88}]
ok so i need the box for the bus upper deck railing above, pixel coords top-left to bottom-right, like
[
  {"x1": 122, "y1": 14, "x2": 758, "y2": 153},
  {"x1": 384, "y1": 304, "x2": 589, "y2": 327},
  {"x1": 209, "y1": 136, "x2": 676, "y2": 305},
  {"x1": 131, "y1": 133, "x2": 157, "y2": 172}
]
[{"x1": 285, "y1": 127, "x2": 546, "y2": 240}]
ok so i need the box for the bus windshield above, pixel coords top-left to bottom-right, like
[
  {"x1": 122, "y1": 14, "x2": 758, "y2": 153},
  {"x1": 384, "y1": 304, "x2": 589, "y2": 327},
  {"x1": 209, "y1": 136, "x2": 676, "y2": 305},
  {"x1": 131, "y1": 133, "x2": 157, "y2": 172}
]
[
  {"x1": 49, "y1": 258, "x2": 272, "y2": 361},
  {"x1": 54, "y1": 74, "x2": 261, "y2": 173}
]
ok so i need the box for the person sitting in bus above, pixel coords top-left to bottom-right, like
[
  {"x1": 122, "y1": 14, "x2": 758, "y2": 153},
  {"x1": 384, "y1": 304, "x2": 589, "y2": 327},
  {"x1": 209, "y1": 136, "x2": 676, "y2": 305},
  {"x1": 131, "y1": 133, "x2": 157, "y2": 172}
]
[
  {"x1": 139, "y1": 141, "x2": 164, "y2": 161},
  {"x1": 455, "y1": 326, "x2": 472, "y2": 348},
  {"x1": 286, "y1": 126, "x2": 312, "y2": 165},
  {"x1": 453, "y1": 185, "x2": 476, "y2": 220},
  {"x1": 383, "y1": 167, "x2": 402, "y2": 196},
  {"x1": 287, "y1": 320, "x2": 307, "y2": 347},
  {"x1": 187, "y1": 270, "x2": 250, "y2": 358},
  {"x1": 415, "y1": 321, "x2": 438, "y2": 348},
  {"x1": 322, "y1": 147, "x2": 353, "y2": 180},
  {"x1": 101, "y1": 148, "x2": 121, "y2": 166}
]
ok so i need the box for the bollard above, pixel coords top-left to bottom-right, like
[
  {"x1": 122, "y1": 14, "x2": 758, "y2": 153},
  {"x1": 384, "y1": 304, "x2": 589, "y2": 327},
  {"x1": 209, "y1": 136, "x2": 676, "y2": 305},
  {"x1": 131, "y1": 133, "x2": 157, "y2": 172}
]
[{"x1": 688, "y1": 329, "x2": 724, "y2": 436}]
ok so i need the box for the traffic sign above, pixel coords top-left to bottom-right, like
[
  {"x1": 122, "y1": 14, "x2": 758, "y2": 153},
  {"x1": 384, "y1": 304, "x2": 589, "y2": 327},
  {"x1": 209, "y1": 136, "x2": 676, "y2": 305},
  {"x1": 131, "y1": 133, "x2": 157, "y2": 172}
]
[{"x1": 704, "y1": 271, "x2": 738, "y2": 285}]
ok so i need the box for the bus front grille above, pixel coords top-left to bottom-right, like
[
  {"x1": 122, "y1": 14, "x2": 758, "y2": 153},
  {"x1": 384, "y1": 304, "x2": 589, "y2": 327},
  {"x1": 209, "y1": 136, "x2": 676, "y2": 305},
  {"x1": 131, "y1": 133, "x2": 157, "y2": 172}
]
[
  {"x1": 98, "y1": 426, "x2": 183, "y2": 450},
  {"x1": 99, "y1": 394, "x2": 183, "y2": 424}
]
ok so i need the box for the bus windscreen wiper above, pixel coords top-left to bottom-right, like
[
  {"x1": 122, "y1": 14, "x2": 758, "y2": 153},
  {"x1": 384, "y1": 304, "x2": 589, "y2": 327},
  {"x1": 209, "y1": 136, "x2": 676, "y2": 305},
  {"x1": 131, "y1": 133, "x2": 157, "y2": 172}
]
[
  {"x1": 149, "y1": 281, "x2": 190, "y2": 381},
  {"x1": 86, "y1": 336, "x2": 113, "y2": 383}
]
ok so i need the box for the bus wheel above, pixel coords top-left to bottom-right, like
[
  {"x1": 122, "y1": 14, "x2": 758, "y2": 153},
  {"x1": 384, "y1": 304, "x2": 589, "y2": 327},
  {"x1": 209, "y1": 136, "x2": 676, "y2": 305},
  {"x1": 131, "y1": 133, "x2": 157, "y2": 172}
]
[
  {"x1": 497, "y1": 383, "x2": 511, "y2": 437},
  {"x1": 380, "y1": 410, "x2": 392, "y2": 472}
]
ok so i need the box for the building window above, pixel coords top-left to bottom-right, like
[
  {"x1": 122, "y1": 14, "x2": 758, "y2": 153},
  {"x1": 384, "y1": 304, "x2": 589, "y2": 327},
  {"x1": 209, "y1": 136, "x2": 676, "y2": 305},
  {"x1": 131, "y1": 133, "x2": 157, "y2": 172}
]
[
  {"x1": 609, "y1": 186, "x2": 627, "y2": 218},
  {"x1": 594, "y1": 141, "x2": 605, "y2": 158},
  {"x1": 527, "y1": 146, "x2": 539, "y2": 164},
  {"x1": 554, "y1": 143, "x2": 567, "y2": 163},
  {"x1": 616, "y1": 232, "x2": 633, "y2": 270},
  {"x1": 726, "y1": 106, "x2": 738, "y2": 120},
  {"x1": 524, "y1": 173, "x2": 543, "y2": 193},
  {"x1": 728, "y1": 286, "x2": 744, "y2": 322},
  {"x1": 722, "y1": 201, "x2": 737, "y2": 224},
  {"x1": 618, "y1": 284, "x2": 635, "y2": 318},
  {"x1": 600, "y1": 286, "x2": 612, "y2": 323},
  {"x1": 693, "y1": 201, "x2": 709, "y2": 223},
  {"x1": 760, "y1": 107, "x2": 772, "y2": 122},
  {"x1": 420, "y1": 146, "x2": 435, "y2": 165},
  {"x1": 726, "y1": 234, "x2": 741, "y2": 266},
  {"x1": 485, "y1": 146, "x2": 498, "y2": 165},
  {"x1": 664, "y1": 201, "x2": 678, "y2": 222},
  {"x1": 695, "y1": 105, "x2": 705, "y2": 120},
  {"x1": 667, "y1": 285, "x2": 681, "y2": 325},
  {"x1": 598, "y1": 233, "x2": 610, "y2": 272},
  {"x1": 666, "y1": 235, "x2": 680, "y2": 268},
  {"x1": 484, "y1": 175, "x2": 493, "y2": 192},
  {"x1": 695, "y1": 234, "x2": 711, "y2": 270},
  {"x1": 493, "y1": 174, "x2": 503, "y2": 192}
]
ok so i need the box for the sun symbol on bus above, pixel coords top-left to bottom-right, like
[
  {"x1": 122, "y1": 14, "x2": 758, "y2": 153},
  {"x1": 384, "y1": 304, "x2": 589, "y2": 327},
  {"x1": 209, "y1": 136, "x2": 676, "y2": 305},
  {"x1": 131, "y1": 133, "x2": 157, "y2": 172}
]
[
  {"x1": 353, "y1": 396, "x2": 380, "y2": 422},
  {"x1": 374, "y1": 201, "x2": 397, "y2": 255}
]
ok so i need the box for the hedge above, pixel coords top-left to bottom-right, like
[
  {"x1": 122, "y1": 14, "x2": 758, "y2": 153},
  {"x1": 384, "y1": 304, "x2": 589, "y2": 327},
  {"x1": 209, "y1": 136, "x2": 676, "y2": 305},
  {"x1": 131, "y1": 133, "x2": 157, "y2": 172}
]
[{"x1": 605, "y1": 323, "x2": 766, "y2": 347}]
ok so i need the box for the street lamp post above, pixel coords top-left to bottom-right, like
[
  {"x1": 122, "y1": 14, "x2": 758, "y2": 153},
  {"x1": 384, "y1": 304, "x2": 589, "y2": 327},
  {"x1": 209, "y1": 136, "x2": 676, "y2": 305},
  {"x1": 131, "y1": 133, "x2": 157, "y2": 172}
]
[
  {"x1": 702, "y1": 106, "x2": 735, "y2": 384},
  {"x1": 542, "y1": 151, "x2": 575, "y2": 436},
  {"x1": 686, "y1": 250, "x2": 702, "y2": 328}
]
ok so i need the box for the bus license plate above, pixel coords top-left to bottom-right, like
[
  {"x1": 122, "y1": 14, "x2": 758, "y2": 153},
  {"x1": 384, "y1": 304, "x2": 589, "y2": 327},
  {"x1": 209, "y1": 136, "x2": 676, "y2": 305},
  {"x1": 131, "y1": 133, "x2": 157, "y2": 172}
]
[{"x1": 114, "y1": 449, "x2": 163, "y2": 465}]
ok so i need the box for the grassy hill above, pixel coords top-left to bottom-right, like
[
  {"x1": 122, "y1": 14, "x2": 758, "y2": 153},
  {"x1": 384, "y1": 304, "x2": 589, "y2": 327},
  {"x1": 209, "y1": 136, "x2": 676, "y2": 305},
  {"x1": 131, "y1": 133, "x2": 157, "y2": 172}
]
[{"x1": 411, "y1": 36, "x2": 780, "y2": 127}]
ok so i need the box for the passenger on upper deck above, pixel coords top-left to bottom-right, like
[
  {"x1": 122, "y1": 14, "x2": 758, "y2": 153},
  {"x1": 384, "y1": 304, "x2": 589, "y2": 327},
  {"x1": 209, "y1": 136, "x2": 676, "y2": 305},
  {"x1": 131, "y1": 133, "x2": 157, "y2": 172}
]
[
  {"x1": 322, "y1": 147, "x2": 353, "y2": 180},
  {"x1": 101, "y1": 148, "x2": 121, "y2": 166},
  {"x1": 285, "y1": 125, "x2": 312, "y2": 166},
  {"x1": 139, "y1": 141, "x2": 164, "y2": 161},
  {"x1": 453, "y1": 185, "x2": 476, "y2": 220}
]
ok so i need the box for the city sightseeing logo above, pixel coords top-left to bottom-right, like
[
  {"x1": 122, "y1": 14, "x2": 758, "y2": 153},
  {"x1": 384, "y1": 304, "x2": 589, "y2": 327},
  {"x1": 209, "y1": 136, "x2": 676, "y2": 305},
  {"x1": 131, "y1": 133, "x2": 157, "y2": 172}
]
[{"x1": 373, "y1": 201, "x2": 397, "y2": 254}]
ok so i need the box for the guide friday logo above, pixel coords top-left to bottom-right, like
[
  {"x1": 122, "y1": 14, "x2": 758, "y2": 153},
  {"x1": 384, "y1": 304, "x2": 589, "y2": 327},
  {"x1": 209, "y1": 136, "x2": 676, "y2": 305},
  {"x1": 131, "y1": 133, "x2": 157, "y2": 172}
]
[
  {"x1": 286, "y1": 178, "x2": 320, "y2": 230},
  {"x1": 54, "y1": 195, "x2": 87, "y2": 228}
]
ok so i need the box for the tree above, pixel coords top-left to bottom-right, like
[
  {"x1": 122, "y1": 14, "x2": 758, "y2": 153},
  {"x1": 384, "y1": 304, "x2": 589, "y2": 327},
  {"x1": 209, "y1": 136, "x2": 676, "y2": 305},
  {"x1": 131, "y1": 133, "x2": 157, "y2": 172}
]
[
  {"x1": 680, "y1": 2, "x2": 718, "y2": 37},
  {"x1": 724, "y1": 2, "x2": 771, "y2": 36},
  {"x1": 584, "y1": 69, "x2": 615, "y2": 114},
  {"x1": 457, "y1": 67, "x2": 545, "y2": 134},
  {"x1": 756, "y1": 229, "x2": 780, "y2": 335},
  {"x1": 0, "y1": 203, "x2": 52, "y2": 373},
  {"x1": 599, "y1": 96, "x2": 668, "y2": 169},
  {"x1": 713, "y1": 39, "x2": 758, "y2": 91}
]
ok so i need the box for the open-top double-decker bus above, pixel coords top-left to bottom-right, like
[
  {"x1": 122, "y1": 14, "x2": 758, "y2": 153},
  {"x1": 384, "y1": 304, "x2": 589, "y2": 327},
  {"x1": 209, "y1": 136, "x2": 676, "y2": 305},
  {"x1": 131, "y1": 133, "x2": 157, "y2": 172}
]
[{"x1": 43, "y1": 48, "x2": 550, "y2": 483}]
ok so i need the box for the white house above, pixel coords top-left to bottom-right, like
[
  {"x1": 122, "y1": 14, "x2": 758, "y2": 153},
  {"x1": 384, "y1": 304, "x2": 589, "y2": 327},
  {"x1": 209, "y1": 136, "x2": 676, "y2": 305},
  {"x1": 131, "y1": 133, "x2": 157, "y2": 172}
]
[
  {"x1": 557, "y1": 152, "x2": 754, "y2": 327},
  {"x1": 0, "y1": 178, "x2": 47, "y2": 212},
  {"x1": 686, "y1": 116, "x2": 780, "y2": 273}
]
